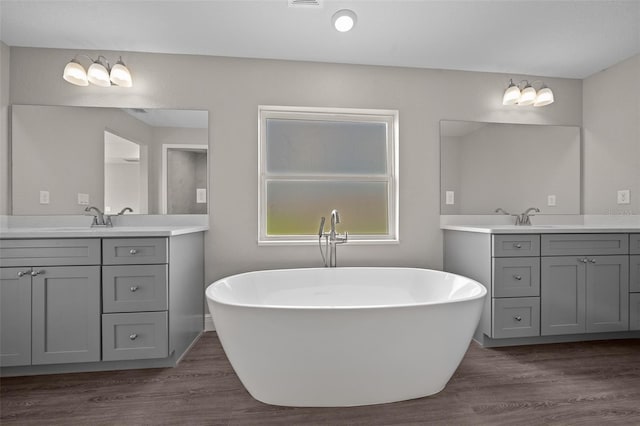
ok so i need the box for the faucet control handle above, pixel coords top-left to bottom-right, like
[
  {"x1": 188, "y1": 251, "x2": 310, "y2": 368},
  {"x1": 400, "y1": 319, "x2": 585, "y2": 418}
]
[{"x1": 318, "y1": 217, "x2": 326, "y2": 238}]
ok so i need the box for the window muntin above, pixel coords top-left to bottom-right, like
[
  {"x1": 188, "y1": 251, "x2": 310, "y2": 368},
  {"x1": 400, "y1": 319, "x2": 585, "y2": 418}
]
[{"x1": 259, "y1": 106, "x2": 398, "y2": 244}]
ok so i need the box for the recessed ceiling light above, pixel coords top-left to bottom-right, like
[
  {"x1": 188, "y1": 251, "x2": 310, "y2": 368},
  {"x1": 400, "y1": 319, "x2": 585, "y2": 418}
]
[{"x1": 332, "y1": 9, "x2": 357, "y2": 32}]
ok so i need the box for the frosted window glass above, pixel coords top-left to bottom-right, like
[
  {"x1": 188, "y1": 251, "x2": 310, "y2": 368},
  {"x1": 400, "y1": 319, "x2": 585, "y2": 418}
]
[
  {"x1": 266, "y1": 119, "x2": 387, "y2": 175},
  {"x1": 267, "y1": 181, "x2": 388, "y2": 235}
]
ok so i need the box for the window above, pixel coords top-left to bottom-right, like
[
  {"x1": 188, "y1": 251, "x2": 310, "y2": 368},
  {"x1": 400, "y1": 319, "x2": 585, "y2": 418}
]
[{"x1": 258, "y1": 106, "x2": 398, "y2": 244}]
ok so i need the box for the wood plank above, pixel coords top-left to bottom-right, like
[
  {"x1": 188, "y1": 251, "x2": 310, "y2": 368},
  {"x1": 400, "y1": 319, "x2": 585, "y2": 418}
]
[{"x1": 1, "y1": 333, "x2": 639, "y2": 425}]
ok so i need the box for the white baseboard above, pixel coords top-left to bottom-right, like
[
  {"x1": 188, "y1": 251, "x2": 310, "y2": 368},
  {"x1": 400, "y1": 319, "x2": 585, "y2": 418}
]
[{"x1": 205, "y1": 313, "x2": 215, "y2": 331}]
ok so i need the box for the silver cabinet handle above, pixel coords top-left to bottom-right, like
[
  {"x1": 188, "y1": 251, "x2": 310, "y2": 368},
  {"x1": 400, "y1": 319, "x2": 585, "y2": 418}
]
[
  {"x1": 514, "y1": 243, "x2": 522, "y2": 249},
  {"x1": 578, "y1": 258, "x2": 588, "y2": 263},
  {"x1": 589, "y1": 259, "x2": 596, "y2": 263},
  {"x1": 17, "y1": 270, "x2": 29, "y2": 277},
  {"x1": 129, "y1": 249, "x2": 138, "y2": 255},
  {"x1": 30, "y1": 269, "x2": 45, "y2": 277},
  {"x1": 130, "y1": 285, "x2": 139, "y2": 292},
  {"x1": 129, "y1": 333, "x2": 138, "y2": 340},
  {"x1": 514, "y1": 316, "x2": 522, "y2": 322},
  {"x1": 514, "y1": 275, "x2": 522, "y2": 281}
]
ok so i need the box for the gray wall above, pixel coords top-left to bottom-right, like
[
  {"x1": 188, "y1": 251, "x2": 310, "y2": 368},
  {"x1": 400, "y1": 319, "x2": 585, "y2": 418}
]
[
  {"x1": 0, "y1": 42, "x2": 9, "y2": 215},
  {"x1": 5, "y1": 47, "x2": 583, "y2": 283},
  {"x1": 583, "y1": 54, "x2": 640, "y2": 214}
]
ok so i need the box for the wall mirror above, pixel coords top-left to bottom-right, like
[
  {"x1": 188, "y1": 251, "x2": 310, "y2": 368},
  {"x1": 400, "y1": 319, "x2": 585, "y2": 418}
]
[
  {"x1": 440, "y1": 120, "x2": 581, "y2": 215},
  {"x1": 11, "y1": 105, "x2": 208, "y2": 215}
]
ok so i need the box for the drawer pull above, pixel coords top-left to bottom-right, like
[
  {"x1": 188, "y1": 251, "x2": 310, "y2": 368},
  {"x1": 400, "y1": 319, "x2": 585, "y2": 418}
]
[
  {"x1": 129, "y1": 249, "x2": 138, "y2": 255},
  {"x1": 514, "y1": 243, "x2": 522, "y2": 249},
  {"x1": 578, "y1": 258, "x2": 588, "y2": 263},
  {"x1": 17, "y1": 270, "x2": 29, "y2": 277},
  {"x1": 589, "y1": 258, "x2": 596, "y2": 264},
  {"x1": 130, "y1": 285, "x2": 139, "y2": 292},
  {"x1": 129, "y1": 333, "x2": 138, "y2": 340},
  {"x1": 514, "y1": 316, "x2": 522, "y2": 322},
  {"x1": 30, "y1": 269, "x2": 45, "y2": 277},
  {"x1": 513, "y1": 275, "x2": 522, "y2": 281}
]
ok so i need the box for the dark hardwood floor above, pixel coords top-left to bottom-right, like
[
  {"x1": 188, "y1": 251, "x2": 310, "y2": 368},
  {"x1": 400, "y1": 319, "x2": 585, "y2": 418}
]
[{"x1": 2, "y1": 333, "x2": 639, "y2": 425}]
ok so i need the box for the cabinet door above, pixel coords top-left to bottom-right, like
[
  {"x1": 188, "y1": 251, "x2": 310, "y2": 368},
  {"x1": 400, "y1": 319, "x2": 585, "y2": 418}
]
[
  {"x1": 0, "y1": 268, "x2": 32, "y2": 366},
  {"x1": 586, "y1": 255, "x2": 629, "y2": 333},
  {"x1": 541, "y1": 257, "x2": 586, "y2": 335},
  {"x1": 31, "y1": 266, "x2": 101, "y2": 365}
]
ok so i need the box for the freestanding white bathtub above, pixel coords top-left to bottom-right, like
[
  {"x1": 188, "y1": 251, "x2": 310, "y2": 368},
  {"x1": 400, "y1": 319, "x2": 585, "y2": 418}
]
[{"x1": 205, "y1": 267, "x2": 486, "y2": 407}]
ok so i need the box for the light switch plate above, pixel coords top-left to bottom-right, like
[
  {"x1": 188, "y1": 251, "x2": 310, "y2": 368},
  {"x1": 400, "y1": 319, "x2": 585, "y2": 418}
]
[
  {"x1": 617, "y1": 189, "x2": 630, "y2": 204},
  {"x1": 196, "y1": 188, "x2": 207, "y2": 204},
  {"x1": 77, "y1": 193, "x2": 89, "y2": 205},
  {"x1": 547, "y1": 195, "x2": 556, "y2": 206}
]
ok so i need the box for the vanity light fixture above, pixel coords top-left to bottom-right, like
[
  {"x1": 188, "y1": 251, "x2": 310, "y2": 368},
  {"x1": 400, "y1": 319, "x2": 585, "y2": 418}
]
[
  {"x1": 332, "y1": 9, "x2": 357, "y2": 32},
  {"x1": 502, "y1": 79, "x2": 554, "y2": 107},
  {"x1": 63, "y1": 55, "x2": 133, "y2": 87}
]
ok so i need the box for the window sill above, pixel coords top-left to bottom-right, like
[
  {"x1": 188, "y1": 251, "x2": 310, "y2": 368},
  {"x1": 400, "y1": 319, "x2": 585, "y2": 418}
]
[{"x1": 258, "y1": 238, "x2": 399, "y2": 246}]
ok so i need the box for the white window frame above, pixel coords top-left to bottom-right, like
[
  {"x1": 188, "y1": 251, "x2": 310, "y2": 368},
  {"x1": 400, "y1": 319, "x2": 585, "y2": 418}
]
[{"x1": 258, "y1": 105, "x2": 399, "y2": 245}]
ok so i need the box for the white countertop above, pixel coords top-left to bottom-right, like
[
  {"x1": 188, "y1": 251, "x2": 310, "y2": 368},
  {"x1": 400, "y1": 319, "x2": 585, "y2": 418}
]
[
  {"x1": 441, "y1": 224, "x2": 640, "y2": 234},
  {"x1": 0, "y1": 225, "x2": 209, "y2": 239}
]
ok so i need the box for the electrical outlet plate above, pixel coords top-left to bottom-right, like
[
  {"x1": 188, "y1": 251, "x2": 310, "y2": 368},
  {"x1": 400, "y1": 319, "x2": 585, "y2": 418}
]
[
  {"x1": 547, "y1": 195, "x2": 557, "y2": 206},
  {"x1": 617, "y1": 189, "x2": 630, "y2": 204},
  {"x1": 445, "y1": 191, "x2": 455, "y2": 205},
  {"x1": 39, "y1": 190, "x2": 50, "y2": 204}
]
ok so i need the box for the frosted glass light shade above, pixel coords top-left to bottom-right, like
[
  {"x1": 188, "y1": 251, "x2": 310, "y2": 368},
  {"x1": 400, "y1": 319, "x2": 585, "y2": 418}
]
[
  {"x1": 63, "y1": 60, "x2": 89, "y2": 86},
  {"x1": 87, "y1": 61, "x2": 111, "y2": 87},
  {"x1": 110, "y1": 61, "x2": 133, "y2": 87},
  {"x1": 517, "y1": 86, "x2": 536, "y2": 105},
  {"x1": 533, "y1": 87, "x2": 554, "y2": 107},
  {"x1": 502, "y1": 83, "x2": 521, "y2": 105},
  {"x1": 332, "y1": 9, "x2": 357, "y2": 32}
]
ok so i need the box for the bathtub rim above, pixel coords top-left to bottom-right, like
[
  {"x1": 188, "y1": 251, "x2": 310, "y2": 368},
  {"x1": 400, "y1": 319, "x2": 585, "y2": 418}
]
[{"x1": 206, "y1": 266, "x2": 487, "y2": 311}]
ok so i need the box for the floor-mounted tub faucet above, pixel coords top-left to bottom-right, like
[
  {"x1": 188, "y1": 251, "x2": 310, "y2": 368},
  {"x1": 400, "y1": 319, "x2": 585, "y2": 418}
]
[{"x1": 318, "y1": 209, "x2": 348, "y2": 267}]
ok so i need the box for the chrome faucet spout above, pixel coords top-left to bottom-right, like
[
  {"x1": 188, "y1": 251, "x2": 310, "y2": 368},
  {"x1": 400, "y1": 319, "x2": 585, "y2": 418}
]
[{"x1": 118, "y1": 207, "x2": 133, "y2": 215}]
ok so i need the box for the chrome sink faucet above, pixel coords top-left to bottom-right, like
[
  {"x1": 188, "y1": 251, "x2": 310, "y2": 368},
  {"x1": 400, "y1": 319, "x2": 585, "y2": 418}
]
[
  {"x1": 84, "y1": 206, "x2": 112, "y2": 227},
  {"x1": 516, "y1": 207, "x2": 541, "y2": 226},
  {"x1": 318, "y1": 209, "x2": 348, "y2": 267}
]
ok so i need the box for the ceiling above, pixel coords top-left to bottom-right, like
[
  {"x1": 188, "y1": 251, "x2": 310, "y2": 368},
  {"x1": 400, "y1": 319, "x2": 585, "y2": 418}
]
[{"x1": 1, "y1": 0, "x2": 638, "y2": 79}]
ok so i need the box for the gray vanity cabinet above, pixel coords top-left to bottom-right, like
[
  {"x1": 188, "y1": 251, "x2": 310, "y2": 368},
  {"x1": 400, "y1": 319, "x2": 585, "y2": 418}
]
[
  {"x1": 0, "y1": 239, "x2": 102, "y2": 367},
  {"x1": 540, "y1": 234, "x2": 629, "y2": 336},
  {"x1": 0, "y1": 268, "x2": 32, "y2": 366}
]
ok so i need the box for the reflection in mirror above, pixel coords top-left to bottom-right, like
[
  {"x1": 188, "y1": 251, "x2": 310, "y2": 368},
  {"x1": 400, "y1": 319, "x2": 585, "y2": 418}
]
[
  {"x1": 11, "y1": 105, "x2": 208, "y2": 215},
  {"x1": 440, "y1": 120, "x2": 581, "y2": 215}
]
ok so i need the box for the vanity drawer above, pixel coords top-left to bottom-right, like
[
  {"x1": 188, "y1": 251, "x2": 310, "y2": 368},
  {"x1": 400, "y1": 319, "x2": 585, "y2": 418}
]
[
  {"x1": 0, "y1": 239, "x2": 101, "y2": 267},
  {"x1": 630, "y1": 294, "x2": 640, "y2": 331},
  {"x1": 102, "y1": 312, "x2": 168, "y2": 361},
  {"x1": 541, "y1": 234, "x2": 628, "y2": 256},
  {"x1": 630, "y1": 255, "x2": 640, "y2": 293},
  {"x1": 492, "y1": 297, "x2": 540, "y2": 338},
  {"x1": 493, "y1": 257, "x2": 540, "y2": 298},
  {"x1": 492, "y1": 235, "x2": 540, "y2": 257},
  {"x1": 631, "y1": 234, "x2": 640, "y2": 255},
  {"x1": 102, "y1": 265, "x2": 168, "y2": 313},
  {"x1": 102, "y1": 238, "x2": 168, "y2": 265}
]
